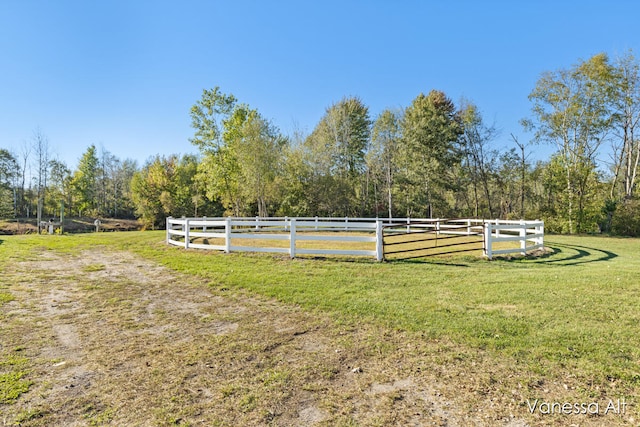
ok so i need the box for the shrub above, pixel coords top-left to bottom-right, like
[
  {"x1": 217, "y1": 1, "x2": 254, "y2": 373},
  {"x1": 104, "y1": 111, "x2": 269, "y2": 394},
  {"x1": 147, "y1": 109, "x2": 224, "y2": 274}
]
[{"x1": 611, "y1": 199, "x2": 640, "y2": 237}]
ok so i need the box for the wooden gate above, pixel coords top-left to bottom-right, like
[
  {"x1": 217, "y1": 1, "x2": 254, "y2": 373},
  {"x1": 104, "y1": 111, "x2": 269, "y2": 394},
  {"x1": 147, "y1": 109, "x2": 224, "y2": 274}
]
[{"x1": 382, "y1": 219, "x2": 485, "y2": 260}]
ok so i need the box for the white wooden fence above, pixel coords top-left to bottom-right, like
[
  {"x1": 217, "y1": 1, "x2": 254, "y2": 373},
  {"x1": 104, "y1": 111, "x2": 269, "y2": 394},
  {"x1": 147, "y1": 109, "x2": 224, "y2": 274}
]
[
  {"x1": 484, "y1": 219, "x2": 545, "y2": 259},
  {"x1": 166, "y1": 217, "x2": 544, "y2": 261}
]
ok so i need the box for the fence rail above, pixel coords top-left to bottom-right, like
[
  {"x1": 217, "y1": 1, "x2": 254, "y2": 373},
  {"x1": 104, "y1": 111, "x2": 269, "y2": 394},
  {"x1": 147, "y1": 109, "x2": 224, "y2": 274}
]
[
  {"x1": 166, "y1": 217, "x2": 544, "y2": 261},
  {"x1": 382, "y1": 219, "x2": 485, "y2": 259},
  {"x1": 484, "y1": 220, "x2": 544, "y2": 259}
]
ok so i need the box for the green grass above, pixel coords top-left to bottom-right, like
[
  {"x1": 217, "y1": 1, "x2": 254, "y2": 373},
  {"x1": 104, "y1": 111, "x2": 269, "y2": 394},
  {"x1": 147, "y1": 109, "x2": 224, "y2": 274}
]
[
  {"x1": 82, "y1": 263, "x2": 107, "y2": 272},
  {"x1": 0, "y1": 371, "x2": 32, "y2": 403},
  {"x1": 2, "y1": 231, "x2": 640, "y2": 391},
  {"x1": 0, "y1": 351, "x2": 32, "y2": 404},
  {"x1": 0, "y1": 292, "x2": 14, "y2": 304}
]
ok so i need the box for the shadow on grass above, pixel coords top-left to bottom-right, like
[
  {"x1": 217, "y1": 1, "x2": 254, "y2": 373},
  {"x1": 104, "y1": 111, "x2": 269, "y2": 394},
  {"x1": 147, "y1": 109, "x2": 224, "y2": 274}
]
[
  {"x1": 294, "y1": 256, "x2": 375, "y2": 264},
  {"x1": 384, "y1": 257, "x2": 471, "y2": 267},
  {"x1": 537, "y1": 240, "x2": 617, "y2": 265}
]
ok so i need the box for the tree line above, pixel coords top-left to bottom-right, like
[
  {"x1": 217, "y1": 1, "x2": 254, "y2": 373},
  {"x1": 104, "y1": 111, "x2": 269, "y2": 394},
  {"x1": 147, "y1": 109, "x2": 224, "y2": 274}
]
[
  {"x1": 1, "y1": 52, "x2": 639, "y2": 235},
  {"x1": 0, "y1": 135, "x2": 138, "y2": 226}
]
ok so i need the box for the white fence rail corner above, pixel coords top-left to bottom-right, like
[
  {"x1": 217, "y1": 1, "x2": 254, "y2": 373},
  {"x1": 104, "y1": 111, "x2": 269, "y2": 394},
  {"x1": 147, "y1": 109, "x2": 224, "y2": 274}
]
[{"x1": 483, "y1": 219, "x2": 545, "y2": 260}]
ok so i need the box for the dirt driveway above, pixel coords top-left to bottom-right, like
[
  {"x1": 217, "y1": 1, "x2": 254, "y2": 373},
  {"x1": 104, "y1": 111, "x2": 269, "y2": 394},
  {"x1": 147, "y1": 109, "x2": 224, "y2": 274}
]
[{"x1": 0, "y1": 248, "x2": 536, "y2": 426}]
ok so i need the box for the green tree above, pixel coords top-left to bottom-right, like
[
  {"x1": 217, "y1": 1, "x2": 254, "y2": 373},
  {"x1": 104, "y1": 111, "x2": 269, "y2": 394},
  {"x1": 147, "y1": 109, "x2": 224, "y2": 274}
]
[
  {"x1": 14, "y1": 144, "x2": 30, "y2": 217},
  {"x1": 400, "y1": 90, "x2": 462, "y2": 217},
  {"x1": 190, "y1": 87, "x2": 243, "y2": 215},
  {"x1": 0, "y1": 186, "x2": 11, "y2": 218},
  {"x1": 0, "y1": 149, "x2": 17, "y2": 186},
  {"x1": 532, "y1": 155, "x2": 604, "y2": 233},
  {"x1": 368, "y1": 109, "x2": 402, "y2": 218},
  {"x1": 611, "y1": 199, "x2": 640, "y2": 236},
  {"x1": 525, "y1": 53, "x2": 615, "y2": 233},
  {"x1": 496, "y1": 148, "x2": 521, "y2": 218},
  {"x1": 276, "y1": 143, "x2": 313, "y2": 216},
  {"x1": 47, "y1": 159, "x2": 72, "y2": 219},
  {"x1": 232, "y1": 110, "x2": 287, "y2": 217},
  {"x1": 71, "y1": 144, "x2": 99, "y2": 216},
  {"x1": 110, "y1": 158, "x2": 138, "y2": 218},
  {"x1": 0, "y1": 149, "x2": 18, "y2": 218},
  {"x1": 130, "y1": 157, "x2": 165, "y2": 228},
  {"x1": 325, "y1": 97, "x2": 371, "y2": 179},
  {"x1": 303, "y1": 96, "x2": 371, "y2": 216},
  {"x1": 130, "y1": 155, "x2": 207, "y2": 228},
  {"x1": 190, "y1": 87, "x2": 238, "y2": 153}
]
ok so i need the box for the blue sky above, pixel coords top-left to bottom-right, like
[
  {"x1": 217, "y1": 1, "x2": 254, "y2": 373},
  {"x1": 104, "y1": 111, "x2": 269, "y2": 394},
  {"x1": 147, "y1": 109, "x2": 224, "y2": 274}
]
[{"x1": 1, "y1": 1, "x2": 639, "y2": 170}]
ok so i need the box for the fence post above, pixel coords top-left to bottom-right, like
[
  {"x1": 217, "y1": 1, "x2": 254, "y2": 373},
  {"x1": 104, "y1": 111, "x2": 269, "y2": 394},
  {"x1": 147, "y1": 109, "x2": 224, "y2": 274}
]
[
  {"x1": 289, "y1": 218, "x2": 296, "y2": 258},
  {"x1": 406, "y1": 217, "x2": 410, "y2": 233},
  {"x1": 166, "y1": 217, "x2": 172, "y2": 244},
  {"x1": 345, "y1": 216, "x2": 348, "y2": 231},
  {"x1": 184, "y1": 217, "x2": 190, "y2": 249},
  {"x1": 537, "y1": 221, "x2": 544, "y2": 247},
  {"x1": 484, "y1": 222, "x2": 493, "y2": 260},
  {"x1": 315, "y1": 216, "x2": 319, "y2": 231},
  {"x1": 375, "y1": 220, "x2": 384, "y2": 261},
  {"x1": 255, "y1": 216, "x2": 260, "y2": 231},
  {"x1": 225, "y1": 217, "x2": 232, "y2": 253},
  {"x1": 520, "y1": 220, "x2": 526, "y2": 255},
  {"x1": 284, "y1": 216, "x2": 289, "y2": 231}
]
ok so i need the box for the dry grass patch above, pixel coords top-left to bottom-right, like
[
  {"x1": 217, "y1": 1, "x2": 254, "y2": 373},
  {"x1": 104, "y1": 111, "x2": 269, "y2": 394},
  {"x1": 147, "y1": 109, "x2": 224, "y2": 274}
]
[{"x1": 0, "y1": 248, "x2": 504, "y2": 426}]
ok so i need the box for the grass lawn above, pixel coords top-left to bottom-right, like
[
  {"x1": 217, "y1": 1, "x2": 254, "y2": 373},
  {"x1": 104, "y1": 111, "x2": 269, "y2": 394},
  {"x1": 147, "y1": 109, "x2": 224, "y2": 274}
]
[
  {"x1": 138, "y1": 232, "x2": 640, "y2": 381},
  {"x1": 1, "y1": 230, "x2": 639, "y2": 425}
]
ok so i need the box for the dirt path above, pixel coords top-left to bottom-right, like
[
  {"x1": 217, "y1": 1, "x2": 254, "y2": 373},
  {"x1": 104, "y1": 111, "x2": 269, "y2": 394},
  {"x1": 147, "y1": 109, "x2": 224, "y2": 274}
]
[{"x1": 1, "y1": 248, "x2": 533, "y2": 426}]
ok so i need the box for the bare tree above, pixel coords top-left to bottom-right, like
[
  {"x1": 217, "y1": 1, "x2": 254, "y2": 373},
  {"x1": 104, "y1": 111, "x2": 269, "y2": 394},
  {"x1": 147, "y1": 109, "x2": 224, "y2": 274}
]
[
  {"x1": 32, "y1": 128, "x2": 50, "y2": 232},
  {"x1": 17, "y1": 142, "x2": 31, "y2": 217},
  {"x1": 460, "y1": 100, "x2": 499, "y2": 218},
  {"x1": 98, "y1": 145, "x2": 118, "y2": 215},
  {"x1": 511, "y1": 134, "x2": 530, "y2": 218},
  {"x1": 610, "y1": 52, "x2": 640, "y2": 200}
]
